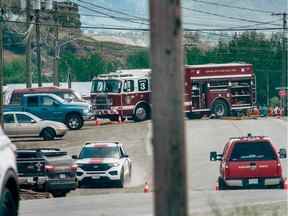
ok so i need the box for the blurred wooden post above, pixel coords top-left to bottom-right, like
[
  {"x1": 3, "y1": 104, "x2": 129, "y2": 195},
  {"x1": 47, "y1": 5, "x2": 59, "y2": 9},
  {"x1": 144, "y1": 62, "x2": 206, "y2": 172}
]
[
  {"x1": 150, "y1": 1, "x2": 188, "y2": 216},
  {"x1": 0, "y1": 2, "x2": 4, "y2": 127}
]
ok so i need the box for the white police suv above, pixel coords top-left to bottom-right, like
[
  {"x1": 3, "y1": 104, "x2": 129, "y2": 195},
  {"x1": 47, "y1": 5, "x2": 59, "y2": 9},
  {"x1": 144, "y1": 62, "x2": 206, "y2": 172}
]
[
  {"x1": 0, "y1": 127, "x2": 19, "y2": 216},
  {"x1": 73, "y1": 142, "x2": 132, "y2": 188}
]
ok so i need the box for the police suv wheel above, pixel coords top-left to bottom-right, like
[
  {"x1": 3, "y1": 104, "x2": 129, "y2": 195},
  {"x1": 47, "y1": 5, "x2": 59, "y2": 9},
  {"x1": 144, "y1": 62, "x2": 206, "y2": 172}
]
[
  {"x1": 117, "y1": 169, "x2": 125, "y2": 188},
  {"x1": 0, "y1": 187, "x2": 18, "y2": 216}
]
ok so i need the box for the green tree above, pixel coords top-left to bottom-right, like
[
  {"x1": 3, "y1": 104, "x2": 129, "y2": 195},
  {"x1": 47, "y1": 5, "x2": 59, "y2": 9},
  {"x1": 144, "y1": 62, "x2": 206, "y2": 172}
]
[
  {"x1": 127, "y1": 50, "x2": 150, "y2": 69},
  {"x1": 270, "y1": 96, "x2": 280, "y2": 107},
  {"x1": 4, "y1": 59, "x2": 26, "y2": 84},
  {"x1": 58, "y1": 52, "x2": 119, "y2": 82}
]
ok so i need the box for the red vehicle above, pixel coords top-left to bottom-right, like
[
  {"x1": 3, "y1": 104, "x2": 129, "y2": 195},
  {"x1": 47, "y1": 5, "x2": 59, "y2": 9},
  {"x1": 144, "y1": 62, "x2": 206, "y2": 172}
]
[
  {"x1": 6, "y1": 87, "x2": 84, "y2": 105},
  {"x1": 210, "y1": 134, "x2": 287, "y2": 190},
  {"x1": 90, "y1": 63, "x2": 256, "y2": 121}
]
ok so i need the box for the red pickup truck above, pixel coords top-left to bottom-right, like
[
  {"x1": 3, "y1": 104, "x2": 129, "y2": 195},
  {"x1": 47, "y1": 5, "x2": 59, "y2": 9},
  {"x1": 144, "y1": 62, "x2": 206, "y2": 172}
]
[{"x1": 210, "y1": 134, "x2": 287, "y2": 190}]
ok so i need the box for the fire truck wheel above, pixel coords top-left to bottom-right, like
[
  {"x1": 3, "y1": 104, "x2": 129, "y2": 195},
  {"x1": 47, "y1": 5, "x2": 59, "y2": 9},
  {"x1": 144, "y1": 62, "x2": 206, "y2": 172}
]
[
  {"x1": 134, "y1": 104, "x2": 150, "y2": 122},
  {"x1": 212, "y1": 100, "x2": 229, "y2": 118}
]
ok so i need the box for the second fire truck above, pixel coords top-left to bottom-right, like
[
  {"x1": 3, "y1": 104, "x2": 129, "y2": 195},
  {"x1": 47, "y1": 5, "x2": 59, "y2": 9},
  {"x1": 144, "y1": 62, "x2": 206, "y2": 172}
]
[{"x1": 90, "y1": 63, "x2": 256, "y2": 121}]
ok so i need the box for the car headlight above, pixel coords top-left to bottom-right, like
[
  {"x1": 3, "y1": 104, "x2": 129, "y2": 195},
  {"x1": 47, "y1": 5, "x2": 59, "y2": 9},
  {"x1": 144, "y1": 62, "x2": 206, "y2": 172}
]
[
  {"x1": 83, "y1": 109, "x2": 90, "y2": 114},
  {"x1": 111, "y1": 162, "x2": 120, "y2": 167}
]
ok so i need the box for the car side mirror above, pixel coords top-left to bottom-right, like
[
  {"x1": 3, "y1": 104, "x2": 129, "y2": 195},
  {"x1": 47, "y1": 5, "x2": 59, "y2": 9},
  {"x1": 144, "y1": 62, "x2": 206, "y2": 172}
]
[
  {"x1": 210, "y1": 151, "x2": 222, "y2": 161},
  {"x1": 53, "y1": 102, "x2": 60, "y2": 107},
  {"x1": 72, "y1": 155, "x2": 78, "y2": 160},
  {"x1": 122, "y1": 154, "x2": 129, "y2": 158},
  {"x1": 279, "y1": 148, "x2": 287, "y2": 159},
  {"x1": 31, "y1": 119, "x2": 37, "y2": 124}
]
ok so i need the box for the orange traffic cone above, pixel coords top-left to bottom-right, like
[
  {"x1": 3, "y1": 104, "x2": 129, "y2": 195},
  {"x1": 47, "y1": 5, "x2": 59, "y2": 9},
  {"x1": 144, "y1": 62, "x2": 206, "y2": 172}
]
[
  {"x1": 284, "y1": 179, "x2": 288, "y2": 191},
  {"x1": 144, "y1": 182, "x2": 149, "y2": 193},
  {"x1": 214, "y1": 183, "x2": 219, "y2": 191},
  {"x1": 95, "y1": 118, "x2": 101, "y2": 126}
]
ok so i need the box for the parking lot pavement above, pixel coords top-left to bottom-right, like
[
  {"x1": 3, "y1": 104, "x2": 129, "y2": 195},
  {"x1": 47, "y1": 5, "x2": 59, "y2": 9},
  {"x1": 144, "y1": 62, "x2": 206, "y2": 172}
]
[
  {"x1": 19, "y1": 118, "x2": 288, "y2": 215},
  {"x1": 17, "y1": 118, "x2": 287, "y2": 196},
  {"x1": 15, "y1": 120, "x2": 153, "y2": 195},
  {"x1": 20, "y1": 190, "x2": 287, "y2": 216},
  {"x1": 186, "y1": 117, "x2": 287, "y2": 191}
]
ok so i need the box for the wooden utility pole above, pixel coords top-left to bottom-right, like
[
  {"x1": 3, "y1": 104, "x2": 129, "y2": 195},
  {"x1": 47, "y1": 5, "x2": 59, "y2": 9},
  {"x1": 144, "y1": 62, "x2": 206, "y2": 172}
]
[
  {"x1": 0, "y1": 1, "x2": 4, "y2": 127},
  {"x1": 273, "y1": 12, "x2": 287, "y2": 115},
  {"x1": 150, "y1": 1, "x2": 188, "y2": 216},
  {"x1": 53, "y1": 7, "x2": 59, "y2": 86},
  {"x1": 25, "y1": 0, "x2": 32, "y2": 88},
  {"x1": 35, "y1": 8, "x2": 42, "y2": 87}
]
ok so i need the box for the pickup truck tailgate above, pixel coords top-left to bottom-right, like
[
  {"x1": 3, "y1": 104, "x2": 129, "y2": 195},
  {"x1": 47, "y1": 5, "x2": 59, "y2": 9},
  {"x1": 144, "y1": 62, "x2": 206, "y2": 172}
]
[{"x1": 17, "y1": 158, "x2": 46, "y2": 176}]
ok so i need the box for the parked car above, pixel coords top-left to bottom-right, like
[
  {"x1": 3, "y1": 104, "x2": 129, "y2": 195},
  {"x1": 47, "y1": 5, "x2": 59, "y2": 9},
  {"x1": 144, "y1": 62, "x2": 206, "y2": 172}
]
[
  {"x1": 17, "y1": 148, "x2": 78, "y2": 198},
  {"x1": 73, "y1": 142, "x2": 132, "y2": 188},
  {"x1": 3, "y1": 111, "x2": 68, "y2": 140},
  {"x1": 4, "y1": 93, "x2": 92, "y2": 130},
  {"x1": 210, "y1": 134, "x2": 287, "y2": 190},
  {"x1": 0, "y1": 127, "x2": 19, "y2": 216},
  {"x1": 6, "y1": 87, "x2": 85, "y2": 105}
]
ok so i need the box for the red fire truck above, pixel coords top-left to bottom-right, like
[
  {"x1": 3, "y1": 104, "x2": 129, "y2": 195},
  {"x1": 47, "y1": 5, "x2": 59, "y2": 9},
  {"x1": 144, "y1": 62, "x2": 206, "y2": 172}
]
[{"x1": 90, "y1": 63, "x2": 256, "y2": 121}]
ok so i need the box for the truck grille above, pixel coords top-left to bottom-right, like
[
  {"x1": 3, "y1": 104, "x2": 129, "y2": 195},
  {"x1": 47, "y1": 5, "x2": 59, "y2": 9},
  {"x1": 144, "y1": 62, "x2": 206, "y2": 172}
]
[
  {"x1": 92, "y1": 95, "x2": 112, "y2": 110},
  {"x1": 79, "y1": 164, "x2": 113, "y2": 171}
]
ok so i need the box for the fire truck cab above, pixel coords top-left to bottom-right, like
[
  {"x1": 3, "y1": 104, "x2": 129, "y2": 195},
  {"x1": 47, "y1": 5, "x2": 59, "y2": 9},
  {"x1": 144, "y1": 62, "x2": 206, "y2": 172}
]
[
  {"x1": 91, "y1": 69, "x2": 151, "y2": 122},
  {"x1": 91, "y1": 63, "x2": 256, "y2": 121}
]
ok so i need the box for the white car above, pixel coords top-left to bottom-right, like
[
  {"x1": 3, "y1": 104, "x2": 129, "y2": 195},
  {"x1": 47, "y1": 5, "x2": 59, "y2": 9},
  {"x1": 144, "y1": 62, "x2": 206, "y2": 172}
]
[
  {"x1": 3, "y1": 111, "x2": 68, "y2": 141},
  {"x1": 73, "y1": 142, "x2": 132, "y2": 188},
  {"x1": 0, "y1": 127, "x2": 19, "y2": 216}
]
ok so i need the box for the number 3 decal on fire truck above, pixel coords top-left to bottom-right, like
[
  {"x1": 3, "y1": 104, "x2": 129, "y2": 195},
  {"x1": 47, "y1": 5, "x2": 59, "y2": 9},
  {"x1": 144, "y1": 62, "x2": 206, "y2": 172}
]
[{"x1": 138, "y1": 79, "x2": 149, "y2": 91}]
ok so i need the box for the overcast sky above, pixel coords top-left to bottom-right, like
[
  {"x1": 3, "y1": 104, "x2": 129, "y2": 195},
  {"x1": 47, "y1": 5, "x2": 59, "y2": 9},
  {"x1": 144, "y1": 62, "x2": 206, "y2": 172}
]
[{"x1": 74, "y1": 0, "x2": 286, "y2": 30}]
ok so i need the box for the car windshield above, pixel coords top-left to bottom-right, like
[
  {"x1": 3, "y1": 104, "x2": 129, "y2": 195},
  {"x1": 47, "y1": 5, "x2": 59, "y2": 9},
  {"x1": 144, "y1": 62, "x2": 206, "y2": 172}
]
[
  {"x1": 230, "y1": 141, "x2": 277, "y2": 161},
  {"x1": 79, "y1": 147, "x2": 121, "y2": 159},
  {"x1": 91, "y1": 80, "x2": 122, "y2": 93}
]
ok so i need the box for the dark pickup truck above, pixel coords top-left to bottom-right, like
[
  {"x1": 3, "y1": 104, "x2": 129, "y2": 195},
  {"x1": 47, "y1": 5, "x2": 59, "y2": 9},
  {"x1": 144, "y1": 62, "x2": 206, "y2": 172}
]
[{"x1": 17, "y1": 148, "x2": 78, "y2": 197}]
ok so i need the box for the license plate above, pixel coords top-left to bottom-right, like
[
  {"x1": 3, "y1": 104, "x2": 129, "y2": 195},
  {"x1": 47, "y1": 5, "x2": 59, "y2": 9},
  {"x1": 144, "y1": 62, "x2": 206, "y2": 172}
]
[
  {"x1": 248, "y1": 178, "x2": 258, "y2": 185},
  {"x1": 27, "y1": 177, "x2": 34, "y2": 183},
  {"x1": 59, "y1": 174, "x2": 66, "y2": 179},
  {"x1": 92, "y1": 175, "x2": 100, "y2": 179}
]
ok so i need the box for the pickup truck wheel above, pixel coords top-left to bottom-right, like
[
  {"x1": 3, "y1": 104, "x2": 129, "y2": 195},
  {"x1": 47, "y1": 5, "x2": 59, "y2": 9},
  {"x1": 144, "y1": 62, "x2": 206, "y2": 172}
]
[
  {"x1": 0, "y1": 187, "x2": 18, "y2": 216},
  {"x1": 218, "y1": 177, "x2": 228, "y2": 190},
  {"x1": 66, "y1": 114, "x2": 83, "y2": 130},
  {"x1": 51, "y1": 191, "x2": 67, "y2": 198},
  {"x1": 41, "y1": 128, "x2": 56, "y2": 141},
  {"x1": 186, "y1": 112, "x2": 203, "y2": 119}
]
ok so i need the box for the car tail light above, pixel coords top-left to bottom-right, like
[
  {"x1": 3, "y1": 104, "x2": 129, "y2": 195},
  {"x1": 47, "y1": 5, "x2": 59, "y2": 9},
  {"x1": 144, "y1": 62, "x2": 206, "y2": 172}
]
[
  {"x1": 276, "y1": 162, "x2": 282, "y2": 176},
  {"x1": 45, "y1": 164, "x2": 55, "y2": 172},
  {"x1": 225, "y1": 165, "x2": 230, "y2": 177},
  {"x1": 71, "y1": 164, "x2": 78, "y2": 172}
]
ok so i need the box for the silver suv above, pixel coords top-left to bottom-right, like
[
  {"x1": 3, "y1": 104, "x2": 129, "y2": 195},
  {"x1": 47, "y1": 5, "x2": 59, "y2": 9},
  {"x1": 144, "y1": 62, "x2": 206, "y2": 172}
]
[{"x1": 0, "y1": 127, "x2": 19, "y2": 216}]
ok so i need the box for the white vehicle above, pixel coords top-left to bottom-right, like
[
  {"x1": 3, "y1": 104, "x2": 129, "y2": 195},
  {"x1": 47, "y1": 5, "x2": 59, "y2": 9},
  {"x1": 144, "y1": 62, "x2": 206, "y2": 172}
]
[
  {"x1": 3, "y1": 111, "x2": 68, "y2": 141},
  {"x1": 73, "y1": 142, "x2": 132, "y2": 188},
  {"x1": 0, "y1": 127, "x2": 19, "y2": 216}
]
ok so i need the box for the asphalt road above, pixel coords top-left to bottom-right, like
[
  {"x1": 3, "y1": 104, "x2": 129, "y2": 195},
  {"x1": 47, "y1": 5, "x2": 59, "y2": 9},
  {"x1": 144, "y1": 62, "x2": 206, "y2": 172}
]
[{"x1": 19, "y1": 118, "x2": 288, "y2": 215}]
